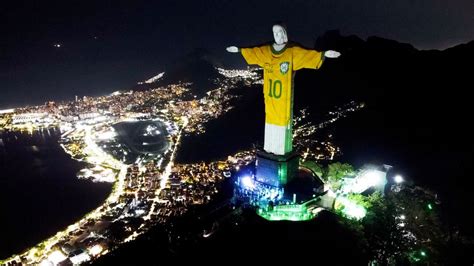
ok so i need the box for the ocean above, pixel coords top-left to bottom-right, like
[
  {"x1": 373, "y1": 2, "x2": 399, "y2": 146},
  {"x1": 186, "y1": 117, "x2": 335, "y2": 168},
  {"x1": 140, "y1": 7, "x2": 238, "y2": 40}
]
[{"x1": 0, "y1": 128, "x2": 112, "y2": 259}]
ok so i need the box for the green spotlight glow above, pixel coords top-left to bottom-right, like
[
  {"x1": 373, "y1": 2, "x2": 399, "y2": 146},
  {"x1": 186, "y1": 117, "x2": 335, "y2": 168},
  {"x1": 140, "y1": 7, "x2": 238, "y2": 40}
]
[
  {"x1": 278, "y1": 163, "x2": 288, "y2": 185},
  {"x1": 427, "y1": 203, "x2": 433, "y2": 210},
  {"x1": 257, "y1": 199, "x2": 321, "y2": 221}
]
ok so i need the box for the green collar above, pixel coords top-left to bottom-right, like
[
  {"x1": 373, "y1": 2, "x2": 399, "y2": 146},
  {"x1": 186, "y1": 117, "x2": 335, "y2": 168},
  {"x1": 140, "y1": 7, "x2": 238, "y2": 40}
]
[{"x1": 271, "y1": 44, "x2": 287, "y2": 55}]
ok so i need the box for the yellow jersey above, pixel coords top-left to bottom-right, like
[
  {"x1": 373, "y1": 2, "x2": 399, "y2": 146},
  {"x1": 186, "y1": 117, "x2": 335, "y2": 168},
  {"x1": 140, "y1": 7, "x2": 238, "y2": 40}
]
[{"x1": 241, "y1": 44, "x2": 324, "y2": 126}]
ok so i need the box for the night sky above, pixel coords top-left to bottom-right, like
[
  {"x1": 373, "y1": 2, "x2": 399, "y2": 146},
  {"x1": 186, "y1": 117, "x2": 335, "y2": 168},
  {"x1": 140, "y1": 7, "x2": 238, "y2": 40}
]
[{"x1": 1, "y1": 0, "x2": 473, "y2": 108}]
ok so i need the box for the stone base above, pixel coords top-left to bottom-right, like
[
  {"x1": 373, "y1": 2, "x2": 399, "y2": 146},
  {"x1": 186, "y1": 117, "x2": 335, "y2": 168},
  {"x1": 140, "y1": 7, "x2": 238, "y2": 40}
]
[{"x1": 255, "y1": 150, "x2": 299, "y2": 187}]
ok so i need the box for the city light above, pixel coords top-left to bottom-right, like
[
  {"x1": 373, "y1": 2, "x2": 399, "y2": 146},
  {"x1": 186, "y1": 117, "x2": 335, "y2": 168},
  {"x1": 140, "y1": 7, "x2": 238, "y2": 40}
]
[
  {"x1": 241, "y1": 176, "x2": 255, "y2": 190},
  {"x1": 394, "y1": 174, "x2": 404, "y2": 184},
  {"x1": 144, "y1": 124, "x2": 161, "y2": 136},
  {"x1": 96, "y1": 130, "x2": 117, "y2": 140},
  {"x1": 138, "y1": 72, "x2": 165, "y2": 84},
  {"x1": 88, "y1": 244, "x2": 104, "y2": 256},
  {"x1": 47, "y1": 250, "x2": 67, "y2": 265},
  {"x1": 0, "y1": 108, "x2": 15, "y2": 114},
  {"x1": 69, "y1": 253, "x2": 90, "y2": 265}
]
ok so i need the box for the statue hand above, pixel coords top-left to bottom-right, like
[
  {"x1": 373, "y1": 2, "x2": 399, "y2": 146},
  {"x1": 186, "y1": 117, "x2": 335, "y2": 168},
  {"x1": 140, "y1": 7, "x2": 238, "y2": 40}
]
[
  {"x1": 226, "y1": 46, "x2": 239, "y2": 53},
  {"x1": 324, "y1": 50, "x2": 341, "y2": 58}
]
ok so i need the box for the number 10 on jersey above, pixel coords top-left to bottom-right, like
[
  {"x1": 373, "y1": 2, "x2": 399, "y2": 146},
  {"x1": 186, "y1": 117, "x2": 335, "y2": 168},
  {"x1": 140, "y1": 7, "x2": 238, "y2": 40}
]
[{"x1": 268, "y1": 79, "x2": 282, "y2": 99}]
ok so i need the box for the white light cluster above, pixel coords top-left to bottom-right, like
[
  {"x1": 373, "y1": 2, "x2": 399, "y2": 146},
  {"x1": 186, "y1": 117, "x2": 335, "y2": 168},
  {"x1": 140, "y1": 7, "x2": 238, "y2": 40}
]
[
  {"x1": 0, "y1": 108, "x2": 15, "y2": 114},
  {"x1": 336, "y1": 196, "x2": 367, "y2": 220},
  {"x1": 88, "y1": 244, "x2": 104, "y2": 256},
  {"x1": 394, "y1": 175, "x2": 404, "y2": 184},
  {"x1": 40, "y1": 250, "x2": 67, "y2": 266},
  {"x1": 216, "y1": 67, "x2": 260, "y2": 80},
  {"x1": 138, "y1": 72, "x2": 165, "y2": 84},
  {"x1": 69, "y1": 252, "x2": 90, "y2": 265},
  {"x1": 241, "y1": 176, "x2": 255, "y2": 190},
  {"x1": 343, "y1": 169, "x2": 386, "y2": 194}
]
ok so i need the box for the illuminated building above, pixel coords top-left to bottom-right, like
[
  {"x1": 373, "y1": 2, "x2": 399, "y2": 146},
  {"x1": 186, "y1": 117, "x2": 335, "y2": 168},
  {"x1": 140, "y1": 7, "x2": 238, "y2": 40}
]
[
  {"x1": 12, "y1": 112, "x2": 49, "y2": 124},
  {"x1": 235, "y1": 161, "x2": 325, "y2": 221}
]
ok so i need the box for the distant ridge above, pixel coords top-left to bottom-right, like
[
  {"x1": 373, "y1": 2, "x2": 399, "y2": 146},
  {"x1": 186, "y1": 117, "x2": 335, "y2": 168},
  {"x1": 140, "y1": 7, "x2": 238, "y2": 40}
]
[{"x1": 133, "y1": 48, "x2": 223, "y2": 98}]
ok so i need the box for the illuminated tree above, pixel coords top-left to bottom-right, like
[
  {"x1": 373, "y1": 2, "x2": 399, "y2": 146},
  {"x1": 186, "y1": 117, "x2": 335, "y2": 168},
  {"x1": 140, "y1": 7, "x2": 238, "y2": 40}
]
[
  {"x1": 300, "y1": 160, "x2": 324, "y2": 177},
  {"x1": 348, "y1": 191, "x2": 381, "y2": 209},
  {"x1": 326, "y1": 162, "x2": 355, "y2": 190},
  {"x1": 362, "y1": 193, "x2": 412, "y2": 264},
  {"x1": 352, "y1": 187, "x2": 446, "y2": 264},
  {"x1": 390, "y1": 186, "x2": 444, "y2": 264}
]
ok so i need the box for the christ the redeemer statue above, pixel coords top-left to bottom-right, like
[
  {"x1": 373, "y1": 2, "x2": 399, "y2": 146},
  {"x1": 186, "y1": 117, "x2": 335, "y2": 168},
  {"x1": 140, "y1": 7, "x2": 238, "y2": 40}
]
[{"x1": 227, "y1": 24, "x2": 340, "y2": 156}]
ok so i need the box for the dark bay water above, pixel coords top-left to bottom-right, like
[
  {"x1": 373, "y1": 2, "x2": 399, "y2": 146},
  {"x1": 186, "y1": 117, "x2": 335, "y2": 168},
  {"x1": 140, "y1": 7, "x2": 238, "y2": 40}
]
[{"x1": 0, "y1": 128, "x2": 112, "y2": 259}]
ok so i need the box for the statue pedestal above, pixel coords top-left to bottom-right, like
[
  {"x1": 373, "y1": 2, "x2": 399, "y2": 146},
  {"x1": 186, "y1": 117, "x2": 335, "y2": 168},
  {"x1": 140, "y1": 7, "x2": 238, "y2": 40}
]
[{"x1": 255, "y1": 150, "x2": 299, "y2": 187}]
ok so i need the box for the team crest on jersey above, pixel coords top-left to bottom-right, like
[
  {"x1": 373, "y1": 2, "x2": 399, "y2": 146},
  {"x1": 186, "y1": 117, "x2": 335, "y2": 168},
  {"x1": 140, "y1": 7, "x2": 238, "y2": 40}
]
[{"x1": 280, "y1": 62, "x2": 289, "y2": 74}]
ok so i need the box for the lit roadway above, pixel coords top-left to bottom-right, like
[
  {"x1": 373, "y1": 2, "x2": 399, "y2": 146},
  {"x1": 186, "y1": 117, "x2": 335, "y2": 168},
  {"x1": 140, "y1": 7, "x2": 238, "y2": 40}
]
[
  {"x1": 123, "y1": 117, "x2": 188, "y2": 243},
  {"x1": 1, "y1": 117, "x2": 185, "y2": 265}
]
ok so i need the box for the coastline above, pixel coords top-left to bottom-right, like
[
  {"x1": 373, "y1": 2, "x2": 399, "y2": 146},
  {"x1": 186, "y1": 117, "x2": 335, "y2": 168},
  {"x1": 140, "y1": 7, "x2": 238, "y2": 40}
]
[{"x1": 1, "y1": 118, "x2": 182, "y2": 265}]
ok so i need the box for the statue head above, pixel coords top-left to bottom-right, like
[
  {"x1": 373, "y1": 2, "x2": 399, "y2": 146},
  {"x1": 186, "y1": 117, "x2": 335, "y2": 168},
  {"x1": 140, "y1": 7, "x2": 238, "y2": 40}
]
[{"x1": 272, "y1": 24, "x2": 288, "y2": 45}]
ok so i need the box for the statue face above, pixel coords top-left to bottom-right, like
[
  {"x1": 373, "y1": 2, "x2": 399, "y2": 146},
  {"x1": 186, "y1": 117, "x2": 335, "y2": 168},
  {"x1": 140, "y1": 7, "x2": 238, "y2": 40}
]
[{"x1": 272, "y1": 25, "x2": 288, "y2": 45}]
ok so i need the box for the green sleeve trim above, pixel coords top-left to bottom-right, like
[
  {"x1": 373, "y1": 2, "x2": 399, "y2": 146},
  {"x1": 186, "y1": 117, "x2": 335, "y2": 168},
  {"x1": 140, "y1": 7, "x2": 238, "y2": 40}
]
[{"x1": 318, "y1": 51, "x2": 326, "y2": 68}]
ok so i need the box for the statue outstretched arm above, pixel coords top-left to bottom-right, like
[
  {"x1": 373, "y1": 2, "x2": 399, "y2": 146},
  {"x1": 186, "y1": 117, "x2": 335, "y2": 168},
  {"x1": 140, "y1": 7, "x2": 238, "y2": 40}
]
[{"x1": 228, "y1": 45, "x2": 267, "y2": 67}]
